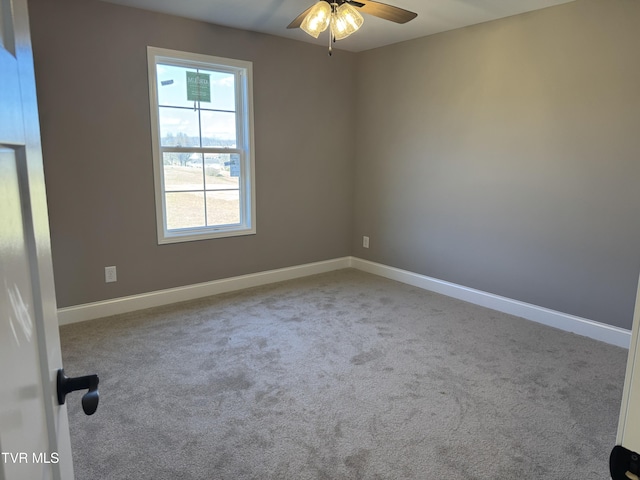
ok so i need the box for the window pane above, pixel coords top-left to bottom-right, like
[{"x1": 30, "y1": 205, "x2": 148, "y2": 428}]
[
  {"x1": 159, "y1": 107, "x2": 200, "y2": 147},
  {"x1": 166, "y1": 192, "x2": 205, "y2": 229},
  {"x1": 157, "y1": 64, "x2": 198, "y2": 109},
  {"x1": 200, "y1": 111, "x2": 236, "y2": 147},
  {"x1": 199, "y1": 69, "x2": 236, "y2": 111},
  {"x1": 205, "y1": 154, "x2": 240, "y2": 190},
  {"x1": 163, "y1": 153, "x2": 204, "y2": 192},
  {"x1": 206, "y1": 190, "x2": 240, "y2": 226}
]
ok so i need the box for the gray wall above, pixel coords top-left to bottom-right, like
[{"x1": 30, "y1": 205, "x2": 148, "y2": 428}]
[
  {"x1": 353, "y1": 0, "x2": 640, "y2": 329},
  {"x1": 29, "y1": 0, "x2": 640, "y2": 330},
  {"x1": 28, "y1": 0, "x2": 356, "y2": 308}
]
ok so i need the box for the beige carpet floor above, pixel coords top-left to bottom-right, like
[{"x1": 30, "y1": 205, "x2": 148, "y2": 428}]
[{"x1": 60, "y1": 269, "x2": 627, "y2": 479}]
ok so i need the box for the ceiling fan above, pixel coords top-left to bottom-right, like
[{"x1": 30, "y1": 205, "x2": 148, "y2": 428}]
[{"x1": 287, "y1": 0, "x2": 418, "y2": 55}]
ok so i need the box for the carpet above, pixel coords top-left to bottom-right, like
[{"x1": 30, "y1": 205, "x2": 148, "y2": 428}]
[{"x1": 60, "y1": 269, "x2": 627, "y2": 479}]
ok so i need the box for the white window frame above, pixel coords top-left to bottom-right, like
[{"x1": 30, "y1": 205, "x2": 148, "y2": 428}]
[{"x1": 147, "y1": 47, "x2": 256, "y2": 244}]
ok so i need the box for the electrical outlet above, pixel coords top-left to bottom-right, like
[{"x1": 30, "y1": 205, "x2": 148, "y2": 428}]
[
  {"x1": 363, "y1": 236, "x2": 370, "y2": 248},
  {"x1": 105, "y1": 266, "x2": 117, "y2": 283}
]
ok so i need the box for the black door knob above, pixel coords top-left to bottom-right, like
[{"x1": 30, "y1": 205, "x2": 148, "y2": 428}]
[
  {"x1": 56, "y1": 369, "x2": 99, "y2": 415},
  {"x1": 610, "y1": 445, "x2": 640, "y2": 480}
]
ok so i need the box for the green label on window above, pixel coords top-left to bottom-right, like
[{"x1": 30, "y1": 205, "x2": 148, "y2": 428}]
[{"x1": 186, "y1": 72, "x2": 211, "y2": 102}]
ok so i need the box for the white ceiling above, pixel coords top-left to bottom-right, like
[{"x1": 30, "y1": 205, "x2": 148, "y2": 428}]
[{"x1": 97, "y1": 0, "x2": 577, "y2": 52}]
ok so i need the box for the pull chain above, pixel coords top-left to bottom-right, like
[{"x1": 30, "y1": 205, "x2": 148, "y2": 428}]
[{"x1": 328, "y1": 2, "x2": 337, "y2": 56}]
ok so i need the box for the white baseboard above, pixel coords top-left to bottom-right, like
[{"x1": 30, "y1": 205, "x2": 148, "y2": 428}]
[
  {"x1": 351, "y1": 257, "x2": 631, "y2": 349},
  {"x1": 57, "y1": 257, "x2": 351, "y2": 326},
  {"x1": 57, "y1": 255, "x2": 631, "y2": 348}
]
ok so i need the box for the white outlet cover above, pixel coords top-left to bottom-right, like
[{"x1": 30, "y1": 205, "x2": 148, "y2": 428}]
[{"x1": 105, "y1": 266, "x2": 117, "y2": 283}]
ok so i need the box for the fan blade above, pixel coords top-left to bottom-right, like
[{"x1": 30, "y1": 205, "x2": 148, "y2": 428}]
[
  {"x1": 347, "y1": 0, "x2": 417, "y2": 24},
  {"x1": 287, "y1": 5, "x2": 315, "y2": 29}
]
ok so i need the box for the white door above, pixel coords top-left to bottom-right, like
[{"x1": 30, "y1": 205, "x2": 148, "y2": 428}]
[
  {"x1": 0, "y1": 0, "x2": 74, "y2": 478},
  {"x1": 613, "y1": 275, "x2": 640, "y2": 478}
]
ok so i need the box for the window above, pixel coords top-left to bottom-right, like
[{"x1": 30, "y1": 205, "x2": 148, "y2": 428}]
[{"x1": 147, "y1": 47, "x2": 256, "y2": 244}]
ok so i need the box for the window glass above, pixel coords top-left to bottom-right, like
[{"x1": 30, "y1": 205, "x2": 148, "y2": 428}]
[
  {"x1": 204, "y1": 154, "x2": 240, "y2": 190},
  {"x1": 200, "y1": 111, "x2": 237, "y2": 148},
  {"x1": 166, "y1": 192, "x2": 206, "y2": 230},
  {"x1": 159, "y1": 108, "x2": 200, "y2": 147}
]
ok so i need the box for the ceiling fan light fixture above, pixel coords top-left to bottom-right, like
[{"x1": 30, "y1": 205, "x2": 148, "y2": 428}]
[
  {"x1": 287, "y1": 0, "x2": 417, "y2": 54},
  {"x1": 300, "y1": 1, "x2": 332, "y2": 38},
  {"x1": 331, "y1": 3, "x2": 364, "y2": 40}
]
